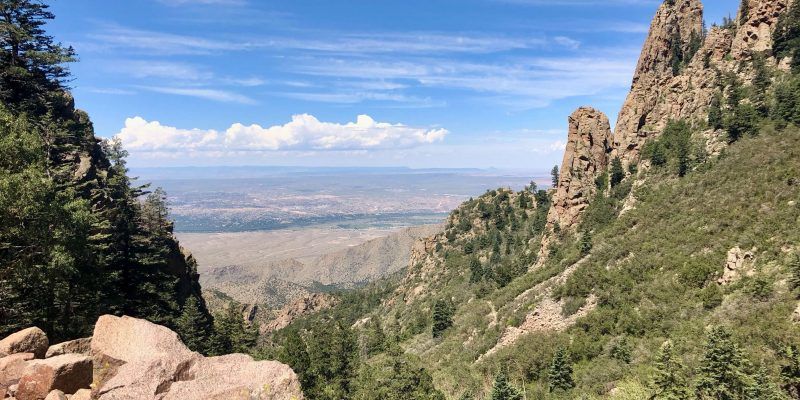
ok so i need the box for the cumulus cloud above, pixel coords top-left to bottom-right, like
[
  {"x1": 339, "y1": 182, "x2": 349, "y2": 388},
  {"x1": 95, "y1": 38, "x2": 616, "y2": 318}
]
[{"x1": 115, "y1": 115, "x2": 448, "y2": 153}]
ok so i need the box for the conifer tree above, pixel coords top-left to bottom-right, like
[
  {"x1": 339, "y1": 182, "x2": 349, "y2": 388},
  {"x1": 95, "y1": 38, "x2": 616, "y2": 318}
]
[
  {"x1": 432, "y1": 298, "x2": 454, "y2": 338},
  {"x1": 611, "y1": 336, "x2": 632, "y2": 364},
  {"x1": 551, "y1": 165, "x2": 560, "y2": 188},
  {"x1": 490, "y1": 372, "x2": 523, "y2": 400},
  {"x1": 745, "y1": 366, "x2": 783, "y2": 400},
  {"x1": 610, "y1": 157, "x2": 625, "y2": 187},
  {"x1": 580, "y1": 231, "x2": 592, "y2": 256},
  {"x1": 739, "y1": 0, "x2": 750, "y2": 25},
  {"x1": 773, "y1": 0, "x2": 800, "y2": 72},
  {"x1": 781, "y1": 345, "x2": 800, "y2": 398},
  {"x1": 0, "y1": 0, "x2": 76, "y2": 111},
  {"x1": 548, "y1": 346, "x2": 575, "y2": 392},
  {"x1": 694, "y1": 326, "x2": 752, "y2": 399},
  {"x1": 708, "y1": 91, "x2": 724, "y2": 130},
  {"x1": 651, "y1": 341, "x2": 689, "y2": 400},
  {"x1": 175, "y1": 296, "x2": 212, "y2": 354},
  {"x1": 788, "y1": 255, "x2": 800, "y2": 293}
]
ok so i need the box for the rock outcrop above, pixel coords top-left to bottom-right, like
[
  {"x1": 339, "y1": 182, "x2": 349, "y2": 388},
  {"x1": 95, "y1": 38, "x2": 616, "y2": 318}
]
[
  {"x1": 0, "y1": 316, "x2": 304, "y2": 400},
  {"x1": 262, "y1": 293, "x2": 339, "y2": 334},
  {"x1": 547, "y1": 107, "x2": 613, "y2": 230},
  {"x1": 0, "y1": 328, "x2": 48, "y2": 359},
  {"x1": 613, "y1": 0, "x2": 705, "y2": 165}
]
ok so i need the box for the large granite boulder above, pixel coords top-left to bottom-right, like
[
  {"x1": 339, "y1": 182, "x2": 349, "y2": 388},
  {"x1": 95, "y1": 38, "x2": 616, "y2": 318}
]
[
  {"x1": 0, "y1": 327, "x2": 48, "y2": 359},
  {"x1": 15, "y1": 354, "x2": 92, "y2": 400}
]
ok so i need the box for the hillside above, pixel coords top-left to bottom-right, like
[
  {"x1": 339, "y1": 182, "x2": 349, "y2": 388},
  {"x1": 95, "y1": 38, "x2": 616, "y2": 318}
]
[
  {"x1": 264, "y1": 0, "x2": 800, "y2": 398},
  {"x1": 199, "y1": 224, "x2": 442, "y2": 310}
]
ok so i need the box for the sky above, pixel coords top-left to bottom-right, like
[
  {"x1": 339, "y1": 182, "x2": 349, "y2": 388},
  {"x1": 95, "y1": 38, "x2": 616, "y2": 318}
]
[{"x1": 48, "y1": 0, "x2": 738, "y2": 172}]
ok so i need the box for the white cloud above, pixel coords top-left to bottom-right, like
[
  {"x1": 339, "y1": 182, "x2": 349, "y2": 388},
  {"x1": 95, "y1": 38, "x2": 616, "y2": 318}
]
[
  {"x1": 136, "y1": 86, "x2": 256, "y2": 104},
  {"x1": 115, "y1": 115, "x2": 448, "y2": 153},
  {"x1": 111, "y1": 61, "x2": 213, "y2": 81}
]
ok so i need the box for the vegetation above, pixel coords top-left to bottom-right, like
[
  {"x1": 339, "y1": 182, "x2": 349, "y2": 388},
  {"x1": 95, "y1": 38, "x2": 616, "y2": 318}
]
[{"x1": 0, "y1": 0, "x2": 214, "y2": 345}]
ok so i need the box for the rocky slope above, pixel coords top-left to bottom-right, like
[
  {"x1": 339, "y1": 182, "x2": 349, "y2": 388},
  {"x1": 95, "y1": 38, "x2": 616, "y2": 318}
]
[
  {"x1": 272, "y1": 0, "x2": 800, "y2": 397},
  {"x1": 0, "y1": 316, "x2": 303, "y2": 400},
  {"x1": 201, "y1": 224, "x2": 442, "y2": 312}
]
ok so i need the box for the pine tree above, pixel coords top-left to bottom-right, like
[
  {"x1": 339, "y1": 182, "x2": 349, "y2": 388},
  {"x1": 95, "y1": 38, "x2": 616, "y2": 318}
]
[
  {"x1": 580, "y1": 231, "x2": 592, "y2": 256},
  {"x1": 432, "y1": 298, "x2": 454, "y2": 338},
  {"x1": 694, "y1": 326, "x2": 752, "y2": 399},
  {"x1": 789, "y1": 255, "x2": 800, "y2": 293},
  {"x1": 0, "y1": 0, "x2": 76, "y2": 111},
  {"x1": 551, "y1": 165, "x2": 560, "y2": 188},
  {"x1": 670, "y1": 27, "x2": 684, "y2": 76},
  {"x1": 708, "y1": 91, "x2": 724, "y2": 130},
  {"x1": 739, "y1": 0, "x2": 750, "y2": 25},
  {"x1": 175, "y1": 296, "x2": 212, "y2": 354},
  {"x1": 490, "y1": 372, "x2": 523, "y2": 400},
  {"x1": 772, "y1": 0, "x2": 800, "y2": 72},
  {"x1": 548, "y1": 347, "x2": 575, "y2": 392},
  {"x1": 469, "y1": 256, "x2": 484, "y2": 283},
  {"x1": 651, "y1": 341, "x2": 689, "y2": 399},
  {"x1": 610, "y1": 156, "x2": 625, "y2": 187},
  {"x1": 745, "y1": 366, "x2": 783, "y2": 400},
  {"x1": 781, "y1": 345, "x2": 800, "y2": 398},
  {"x1": 610, "y1": 336, "x2": 632, "y2": 364}
]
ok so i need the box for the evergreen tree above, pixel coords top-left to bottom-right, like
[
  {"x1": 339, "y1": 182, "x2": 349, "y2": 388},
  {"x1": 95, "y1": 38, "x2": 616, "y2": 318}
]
[
  {"x1": 772, "y1": 0, "x2": 800, "y2": 72},
  {"x1": 694, "y1": 326, "x2": 752, "y2": 399},
  {"x1": 610, "y1": 156, "x2": 625, "y2": 187},
  {"x1": 551, "y1": 165, "x2": 560, "y2": 188},
  {"x1": 469, "y1": 256, "x2": 484, "y2": 283},
  {"x1": 651, "y1": 341, "x2": 689, "y2": 400},
  {"x1": 752, "y1": 54, "x2": 771, "y2": 117},
  {"x1": 175, "y1": 296, "x2": 212, "y2": 354},
  {"x1": 745, "y1": 366, "x2": 783, "y2": 400},
  {"x1": 789, "y1": 255, "x2": 800, "y2": 293},
  {"x1": 739, "y1": 0, "x2": 750, "y2": 25},
  {"x1": 610, "y1": 336, "x2": 632, "y2": 364},
  {"x1": 580, "y1": 231, "x2": 592, "y2": 256},
  {"x1": 490, "y1": 372, "x2": 523, "y2": 400},
  {"x1": 306, "y1": 320, "x2": 358, "y2": 400},
  {"x1": 781, "y1": 345, "x2": 800, "y2": 398},
  {"x1": 548, "y1": 347, "x2": 575, "y2": 392},
  {"x1": 726, "y1": 103, "x2": 760, "y2": 143},
  {"x1": 670, "y1": 27, "x2": 684, "y2": 75},
  {"x1": 709, "y1": 91, "x2": 724, "y2": 130},
  {"x1": 278, "y1": 329, "x2": 313, "y2": 390},
  {"x1": 0, "y1": 0, "x2": 76, "y2": 111},
  {"x1": 432, "y1": 298, "x2": 454, "y2": 338}
]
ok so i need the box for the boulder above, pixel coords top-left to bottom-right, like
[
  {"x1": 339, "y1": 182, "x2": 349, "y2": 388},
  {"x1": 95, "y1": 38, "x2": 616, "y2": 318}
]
[
  {"x1": 0, "y1": 352, "x2": 35, "y2": 386},
  {"x1": 0, "y1": 327, "x2": 48, "y2": 359},
  {"x1": 164, "y1": 354, "x2": 303, "y2": 400},
  {"x1": 45, "y1": 338, "x2": 90, "y2": 359},
  {"x1": 87, "y1": 315, "x2": 303, "y2": 399},
  {"x1": 15, "y1": 354, "x2": 92, "y2": 400},
  {"x1": 91, "y1": 315, "x2": 199, "y2": 399},
  {"x1": 70, "y1": 388, "x2": 92, "y2": 400},
  {"x1": 44, "y1": 389, "x2": 67, "y2": 400}
]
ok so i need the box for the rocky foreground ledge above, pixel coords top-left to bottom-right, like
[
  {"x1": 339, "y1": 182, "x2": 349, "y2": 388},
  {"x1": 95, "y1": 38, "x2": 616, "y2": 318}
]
[{"x1": 0, "y1": 316, "x2": 303, "y2": 400}]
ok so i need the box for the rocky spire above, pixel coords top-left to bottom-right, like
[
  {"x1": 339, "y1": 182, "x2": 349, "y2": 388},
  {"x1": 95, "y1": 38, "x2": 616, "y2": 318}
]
[
  {"x1": 547, "y1": 107, "x2": 613, "y2": 230},
  {"x1": 613, "y1": 0, "x2": 705, "y2": 165}
]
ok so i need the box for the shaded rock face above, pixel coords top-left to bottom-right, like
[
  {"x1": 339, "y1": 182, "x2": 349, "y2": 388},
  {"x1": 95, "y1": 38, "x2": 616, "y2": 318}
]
[
  {"x1": 90, "y1": 315, "x2": 304, "y2": 400},
  {"x1": 0, "y1": 327, "x2": 48, "y2": 359},
  {"x1": 45, "y1": 338, "x2": 91, "y2": 359},
  {"x1": 263, "y1": 293, "x2": 338, "y2": 334},
  {"x1": 548, "y1": 107, "x2": 613, "y2": 230}
]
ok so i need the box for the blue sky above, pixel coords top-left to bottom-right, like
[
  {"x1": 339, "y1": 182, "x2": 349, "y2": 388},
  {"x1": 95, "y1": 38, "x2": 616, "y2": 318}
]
[{"x1": 48, "y1": 0, "x2": 737, "y2": 172}]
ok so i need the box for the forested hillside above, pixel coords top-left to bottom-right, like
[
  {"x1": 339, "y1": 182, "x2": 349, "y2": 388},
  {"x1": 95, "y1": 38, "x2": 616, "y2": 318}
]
[
  {"x1": 263, "y1": 0, "x2": 800, "y2": 398},
  {"x1": 0, "y1": 1, "x2": 220, "y2": 349}
]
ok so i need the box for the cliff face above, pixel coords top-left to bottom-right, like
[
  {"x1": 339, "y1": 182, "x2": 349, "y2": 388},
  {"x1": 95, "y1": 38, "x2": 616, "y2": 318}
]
[
  {"x1": 613, "y1": 0, "x2": 705, "y2": 165},
  {"x1": 547, "y1": 107, "x2": 613, "y2": 230}
]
